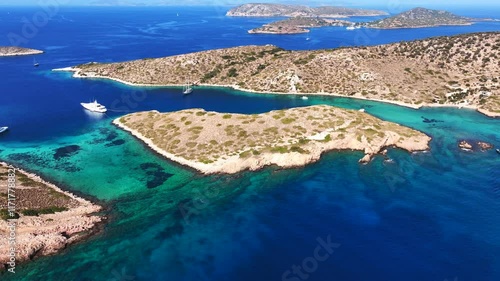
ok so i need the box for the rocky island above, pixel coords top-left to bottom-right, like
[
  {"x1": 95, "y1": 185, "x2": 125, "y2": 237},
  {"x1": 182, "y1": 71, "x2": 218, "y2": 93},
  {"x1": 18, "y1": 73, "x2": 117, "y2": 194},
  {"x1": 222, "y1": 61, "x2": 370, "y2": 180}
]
[
  {"x1": 58, "y1": 32, "x2": 500, "y2": 117},
  {"x1": 114, "y1": 106, "x2": 430, "y2": 174},
  {"x1": 249, "y1": 17, "x2": 353, "y2": 34},
  {"x1": 0, "y1": 47, "x2": 43, "y2": 57},
  {"x1": 0, "y1": 162, "x2": 104, "y2": 271},
  {"x1": 247, "y1": 7, "x2": 478, "y2": 34},
  {"x1": 226, "y1": 3, "x2": 388, "y2": 18},
  {"x1": 366, "y1": 7, "x2": 472, "y2": 29}
]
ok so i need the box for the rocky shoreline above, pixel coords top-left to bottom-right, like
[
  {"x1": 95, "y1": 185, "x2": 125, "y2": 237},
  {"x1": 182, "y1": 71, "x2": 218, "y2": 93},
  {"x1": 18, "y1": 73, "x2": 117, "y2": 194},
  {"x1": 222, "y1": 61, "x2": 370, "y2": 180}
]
[
  {"x1": 0, "y1": 162, "x2": 105, "y2": 272},
  {"x1": 113, "y1": 106, "x2": 431, "y2": 174},
  {"x1": 0, "y1": 47, "x2": 43, "y2": 57},
  {"x1": 54, "y1": 65, "x2": 500, "y2": 119}
]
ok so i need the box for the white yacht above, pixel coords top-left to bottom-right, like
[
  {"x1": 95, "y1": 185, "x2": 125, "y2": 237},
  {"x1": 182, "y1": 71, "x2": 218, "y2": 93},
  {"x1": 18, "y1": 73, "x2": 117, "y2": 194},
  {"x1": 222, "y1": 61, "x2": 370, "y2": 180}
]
[
  {"x1": 0, "y1": 127, "x2": 8, "y2": 134},
  {"x1": 81, "y1": 100, "x2": 107, "y2": 113},
  {"x1": 301, "y1": 96, "x2": 309, "y2": 100}
]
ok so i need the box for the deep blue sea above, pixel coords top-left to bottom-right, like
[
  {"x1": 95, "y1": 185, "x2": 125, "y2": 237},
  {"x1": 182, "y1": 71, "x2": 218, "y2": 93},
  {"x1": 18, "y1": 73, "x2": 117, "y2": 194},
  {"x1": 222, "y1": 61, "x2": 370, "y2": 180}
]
[{"x1": 0, "y1": 5, "x2": 499, "y2": 281}]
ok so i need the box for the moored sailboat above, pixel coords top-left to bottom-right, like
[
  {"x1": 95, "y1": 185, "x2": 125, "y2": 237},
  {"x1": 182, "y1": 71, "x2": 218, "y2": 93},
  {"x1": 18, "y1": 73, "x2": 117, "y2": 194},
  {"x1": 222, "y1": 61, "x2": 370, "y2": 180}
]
[{"x1": 183, "y1": 82, "x2": 193, "y2": 95}]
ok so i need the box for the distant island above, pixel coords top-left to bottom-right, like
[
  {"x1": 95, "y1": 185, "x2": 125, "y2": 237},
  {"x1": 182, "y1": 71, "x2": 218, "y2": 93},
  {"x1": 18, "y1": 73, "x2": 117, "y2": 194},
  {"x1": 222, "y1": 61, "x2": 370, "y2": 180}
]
[
  {"x1": 247, "y1": 8, "x2": 477, "y2": 34},
  {"x1": 114, "y1": 106, "x2": 430, "y2": 174},
  {"x1": 366, "y1": 7, "x2": 472, "y2": 29},
  {"x1": 0, "y1": 47, "x2": 43, "y2": 57},
  {"x1": 249, "y1": 17, "x2": 352, "y2": 34},
  {"x1": 226, "y1": 3, "x2": 388, "y2": 18},
  {"x1": 57, "y1": 32, "x2": 500, "y2": 117},
  {"x1": 0, "y1": 162, "x2": 103, "y2": 270}
]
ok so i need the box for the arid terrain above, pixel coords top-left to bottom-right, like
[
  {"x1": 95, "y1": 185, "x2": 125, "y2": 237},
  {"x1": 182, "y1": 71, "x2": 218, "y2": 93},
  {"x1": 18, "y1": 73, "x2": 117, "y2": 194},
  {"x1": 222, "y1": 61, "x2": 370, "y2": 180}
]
[
  {"x1": 247, "y1": 8, "x2": 476, "y2": 34},
  {"x1": 62, "y1": 32, "x2": 500, "y2": 117},
  {"x1": 226, "y1": 3, "x2": 387, "y2": 17},
  {"x1": 249, "y1": 17, "x2": 352, "y2": 34},
  {"x1": 0, "y1": 47, "x2": 43, "y2": 57},
  {"x1": 0, "y1": 162, "x2": 104, "y2": 270},
  {"x1": 366, "y1": 7, "x2": 472, "y2": 29},
  {"x1": 114, "y1": 105, "x2": 430, "y2": 174}
]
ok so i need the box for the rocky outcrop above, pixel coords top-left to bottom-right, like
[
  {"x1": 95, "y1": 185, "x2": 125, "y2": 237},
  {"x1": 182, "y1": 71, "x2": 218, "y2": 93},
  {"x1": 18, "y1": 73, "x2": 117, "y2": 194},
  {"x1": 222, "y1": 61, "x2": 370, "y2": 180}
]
[
  {"x1": 0, "y1": 163, "x2": 104, "y2": 271},
  {"x1": 458, "y1": 140, "x2": 495, "y2": 152},
  {"x1": 478, "y1": 141, "x2": 493, "y2": 151},
  {"x1": 458, "y1": 140, "x2": 473, "y2": 151}
]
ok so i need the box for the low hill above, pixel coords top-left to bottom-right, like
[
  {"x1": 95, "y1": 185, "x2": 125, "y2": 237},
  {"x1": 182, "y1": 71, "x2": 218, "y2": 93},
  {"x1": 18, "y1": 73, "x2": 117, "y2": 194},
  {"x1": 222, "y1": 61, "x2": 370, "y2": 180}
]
[
  {"x1": 0, "y1": 47, "x2": 43, "y2": 57},
  {"x1": 114, "y1": 106, "x2": 430, "y2": 174},
  {"x1": 249, "y1": 17, "x2": 352, "y2": 34},
  {"x1": 61, "y1": 32, "x2": 500, "y2": 117},
  {"x1": 226, "y1": 3, "x2": 388, "y2": 18},
  {"x1": 367, "y1": 7, "x2": 471, "y2": 29}
]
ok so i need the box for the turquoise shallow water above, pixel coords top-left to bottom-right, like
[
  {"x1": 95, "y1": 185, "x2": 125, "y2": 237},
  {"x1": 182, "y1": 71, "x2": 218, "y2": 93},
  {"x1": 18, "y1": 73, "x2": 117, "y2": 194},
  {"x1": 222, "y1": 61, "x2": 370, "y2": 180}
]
[
  {"x1": 0, "y1": 5, "x2": 499, "y2": 281},
  {"x1": 1, "y1": 92, "x2": 499, "y2": 281}
]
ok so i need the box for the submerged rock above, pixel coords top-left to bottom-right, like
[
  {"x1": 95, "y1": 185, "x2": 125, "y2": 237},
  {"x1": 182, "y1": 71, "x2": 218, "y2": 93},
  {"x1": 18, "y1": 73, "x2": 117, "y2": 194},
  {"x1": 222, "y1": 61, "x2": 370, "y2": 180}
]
[
  {"x1": 105, "y1": 139, "x2": 126, "y2": 147},
  {"x1": 54, "y1": 145, "x2": 80, "y2": 160},
  {"x1": 140, "y1": 163, "x2": 173, "y2": 189}
]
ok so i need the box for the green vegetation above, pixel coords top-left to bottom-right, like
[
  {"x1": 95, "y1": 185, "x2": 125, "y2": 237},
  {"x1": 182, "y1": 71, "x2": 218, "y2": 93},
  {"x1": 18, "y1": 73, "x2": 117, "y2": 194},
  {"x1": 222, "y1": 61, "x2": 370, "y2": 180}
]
[
  {"x1": 201, "y1": 66, "x2": 222, "y2": 82},
  {"x1": 21, "y1": 206, "x2": 68, "y2": 217},
  {"x1": 227, "y1": 68, "x2": 239, "y2": 78},
  {"x1": 270, "y1": 146, "x2": 289, "y2": 153},
  {"x1": 294, "y1": 54, "x2": 316, "y2": 65},
  {"x1": 281, "y1": 118, "x2": 296, "y2": 124},
  {"x1": 0, "y1": 209, "x2": 19, "y2": 220}
]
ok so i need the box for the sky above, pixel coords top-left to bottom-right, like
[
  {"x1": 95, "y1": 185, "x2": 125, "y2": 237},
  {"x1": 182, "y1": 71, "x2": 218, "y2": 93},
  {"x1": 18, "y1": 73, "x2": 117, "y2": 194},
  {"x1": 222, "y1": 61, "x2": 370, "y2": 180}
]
[{"x1": 0, "y1": 0, "x2": 498, "y2": 7}]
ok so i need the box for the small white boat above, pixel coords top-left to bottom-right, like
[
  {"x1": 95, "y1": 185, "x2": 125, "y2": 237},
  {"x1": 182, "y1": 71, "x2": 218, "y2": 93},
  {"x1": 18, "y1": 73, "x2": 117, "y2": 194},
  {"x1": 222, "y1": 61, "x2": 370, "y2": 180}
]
[
  {"x1": 81, "y1": 100, "x2": 107, "y2": 113},
  {"x1": 301, "y1": 96, "x2": 309, "y2": 100},
  {"x1": 306, "y1": 37, "x2": 310, "y2": 41},
  {"x1": 0, "y1": 127, "x2": 8, "y2": 134},
  {"x1": 33, "y1": 58, "x2": 39, "y2": 67},
  {"x1": 496, "y1": 149, "x2": 500, "y2": 154},
  {"x1": 346, "y1": 26, "x2": 355, "y2": 30},
  {"x1": 183, "y1": 82, "x2": 193, "y2": 95},
  {"x1": 358, "y1": 108, "x2": 365, "y2": 112}
]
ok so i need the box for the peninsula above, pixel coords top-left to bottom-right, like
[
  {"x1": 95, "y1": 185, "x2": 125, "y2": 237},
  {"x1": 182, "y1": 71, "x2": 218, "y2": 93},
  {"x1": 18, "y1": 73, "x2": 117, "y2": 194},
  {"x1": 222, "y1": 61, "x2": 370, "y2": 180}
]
[
  {"x1": 227, "y1": 3, "x2": 388, "y2": 18},
  {"x1": 249, "y1": 17, "x2": 352, "y2": 34},
  {"x1": 0, "y1": 47, "x2": 43, "y2": 57},
  {"x1": 58, "y1": 32, "x2": 500, "y2": 117},
  {"x1": 366, "y1": 7, "x2": 472, "y2": 29},
  {"x1": 0, "y1": 162, "x2": 104, "y2": 271},
  {"x1": 114, "y1": 106, "x2": 430, "y2": 174}
]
